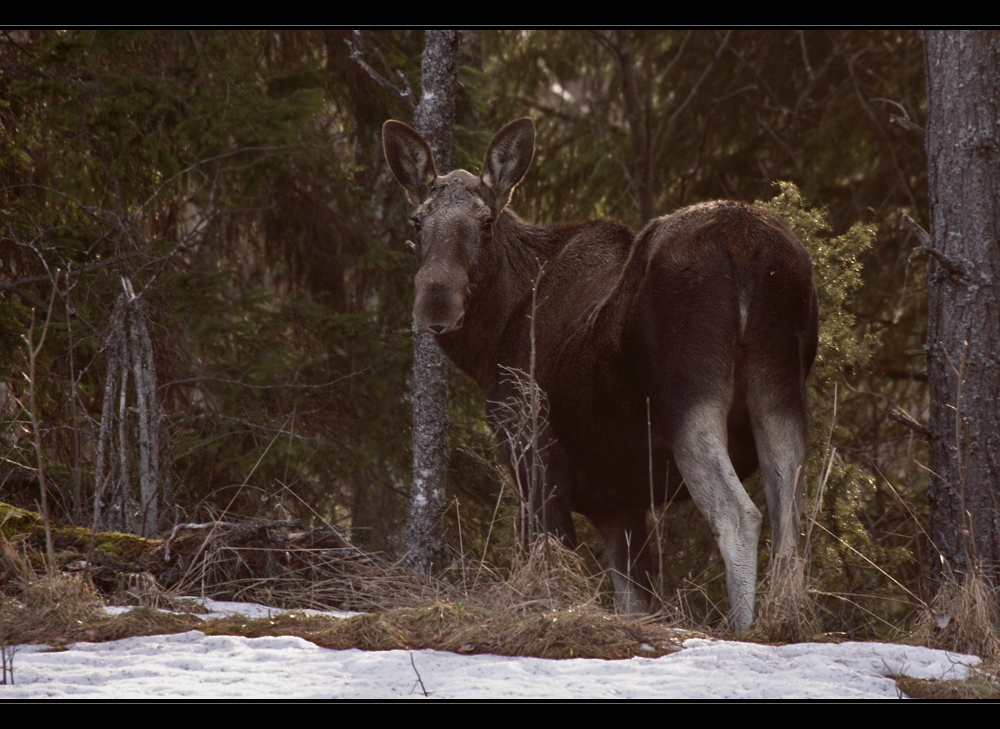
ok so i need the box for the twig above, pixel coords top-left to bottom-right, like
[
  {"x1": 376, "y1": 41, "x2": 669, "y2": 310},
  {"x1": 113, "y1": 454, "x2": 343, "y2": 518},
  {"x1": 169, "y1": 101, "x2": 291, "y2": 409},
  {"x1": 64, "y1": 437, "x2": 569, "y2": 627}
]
[
  {"x1": 903, "y1": 213, "x2": 931, "y2": 247},
  {"x1": 870, "y1": 463, "x2": 933, "y2": 546},
  {"x1": 903, "y1": 214, "x2": 973, "y2": 281},
  {"x1": 887, "y1": 410, "x2": 930, "y2": 438},
  {"x1": 475, "y1": 475, "x2": 508, "y2": 590},
  {"x1": 178, "y1": 418, "x2": 293, "y2": 588},
  {"x1": 647, "y1": 397, "x2": 659, "y2": 598},
  {"x1": 871, "y1": 98, "x2": 925, "y2": 137},
  {"x1": 455, "y1": 497, "x2": 466, "y2": 589},
  {"x1": 920, "y1": 246, "x2": 971, "y2": 279},
  {"x1": 164, "y1": 521, "x2": 238, "y2": 561},
  {"x1": 810, "y1": 589, "x2": 915, "y2": 634},
  {"x1": 345, "y1": 30, "x2": 415, "y2": 111},
  {"x1": 527, "y1": 261, "x2": 545, "y2": 544},
  {"x1": 409, "y1": 653, "x2": 429, "y2": 697},
  {"x1": 662, "y1": 30, "x2": 732, "y2": 131},
  {"x1": 896, "y1": 212, "x2": 932, "y2": 308},
  {"x1": 840, "y1": 379, "x2": 930, "y2": 437},
  {"x1": 798, "y1": 30, "x2": 814, "y2": 81},
  {"x1": 0, "y1": 642, "x2": 17, "y2": 686},
  {"x1": 811, "y1": 520, "x2": 921, "y2": 603},
  {"x1": 23, "y1": 280, "x2": 60, "y2": 570},
  {"x1": 0, "y1": 278, "x2": 69, "y2": 321}
]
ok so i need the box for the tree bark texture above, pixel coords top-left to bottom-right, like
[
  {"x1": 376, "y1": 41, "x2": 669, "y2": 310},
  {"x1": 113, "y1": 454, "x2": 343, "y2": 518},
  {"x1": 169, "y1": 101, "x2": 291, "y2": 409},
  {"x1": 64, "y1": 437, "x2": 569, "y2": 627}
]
[
  {"x1": 405, "y1": 30, "x2": 459, "y2": 574},
  {"x1": 923, "y1": 30, "x2": 1000, "y2": 586},
  {"x1": 91, "y1": 285, "x2": 168, "y2": 538}
]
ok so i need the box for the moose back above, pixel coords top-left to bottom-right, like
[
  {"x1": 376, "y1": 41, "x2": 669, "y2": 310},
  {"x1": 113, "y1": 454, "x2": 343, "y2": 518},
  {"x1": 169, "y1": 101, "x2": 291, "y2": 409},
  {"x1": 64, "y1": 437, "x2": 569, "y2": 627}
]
[{"x1": 383, "y1": 117, "x2": 818, "y2": 633}]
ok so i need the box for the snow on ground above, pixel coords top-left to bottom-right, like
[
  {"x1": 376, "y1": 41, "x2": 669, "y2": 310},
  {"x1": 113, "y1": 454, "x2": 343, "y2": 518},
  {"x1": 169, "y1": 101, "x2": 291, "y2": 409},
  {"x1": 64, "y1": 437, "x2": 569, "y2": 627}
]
[{"x1": 1, "y1": 600, "x2": 980, "y2": 699}]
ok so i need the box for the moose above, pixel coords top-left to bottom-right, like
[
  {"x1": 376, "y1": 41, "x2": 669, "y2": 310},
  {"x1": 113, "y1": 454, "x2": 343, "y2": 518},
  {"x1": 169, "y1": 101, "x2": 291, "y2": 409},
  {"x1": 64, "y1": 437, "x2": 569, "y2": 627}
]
[{"x1": 383, "y1": 117, "x2": 818, "y2": 633}]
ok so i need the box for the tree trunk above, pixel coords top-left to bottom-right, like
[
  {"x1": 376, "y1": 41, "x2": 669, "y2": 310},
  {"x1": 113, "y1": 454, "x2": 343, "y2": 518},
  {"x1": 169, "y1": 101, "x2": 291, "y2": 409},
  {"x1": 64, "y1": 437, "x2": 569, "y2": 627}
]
[
  {"x1": 405, "y1": 30, "x2": 459, "y2": 574},
  {"x1": 923, "y1": 30, "x2": 1000, "y2": 587},
  {"x1": 612, "y1": 30, "x2": 654, "y2": 225},
  {"x1": 594, "y1": 30, "x2": 654, "y2": 225}
]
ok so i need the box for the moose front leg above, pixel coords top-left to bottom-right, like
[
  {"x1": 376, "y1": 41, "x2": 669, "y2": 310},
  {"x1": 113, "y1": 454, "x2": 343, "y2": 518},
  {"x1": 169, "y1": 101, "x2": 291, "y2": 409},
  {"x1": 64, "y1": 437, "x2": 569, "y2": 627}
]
[
  {"x1": 594, "y1": 508, "x2": 655, "y2": 615},
  {"x1": 516, "y1": 440, "x2": 577, "y2": 547},
  {"x1": 489, "y1": 406, "x2": 577, "y2": 547}
]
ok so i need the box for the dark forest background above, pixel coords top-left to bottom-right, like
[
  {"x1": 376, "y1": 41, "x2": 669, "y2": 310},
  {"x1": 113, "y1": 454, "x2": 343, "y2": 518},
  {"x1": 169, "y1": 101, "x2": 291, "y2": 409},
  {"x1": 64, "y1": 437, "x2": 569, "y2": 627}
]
[{"x1": 0, "y1": 30, "x2": 954, "y2": 636}]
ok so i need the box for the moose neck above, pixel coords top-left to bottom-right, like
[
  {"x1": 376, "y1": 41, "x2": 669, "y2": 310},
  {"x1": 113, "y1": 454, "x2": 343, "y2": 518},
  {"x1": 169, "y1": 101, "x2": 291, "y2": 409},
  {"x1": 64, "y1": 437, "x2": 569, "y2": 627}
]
[{"x1": 435, "y1": 210, "x2": 564, "y2": 395}]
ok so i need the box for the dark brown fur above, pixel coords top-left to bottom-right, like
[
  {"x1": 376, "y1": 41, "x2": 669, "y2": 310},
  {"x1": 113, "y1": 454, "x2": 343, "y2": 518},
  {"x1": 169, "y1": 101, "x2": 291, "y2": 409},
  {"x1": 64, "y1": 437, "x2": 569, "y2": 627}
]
[{"x1": 384, "y1": 118, "x2": 818, "y2": 632}]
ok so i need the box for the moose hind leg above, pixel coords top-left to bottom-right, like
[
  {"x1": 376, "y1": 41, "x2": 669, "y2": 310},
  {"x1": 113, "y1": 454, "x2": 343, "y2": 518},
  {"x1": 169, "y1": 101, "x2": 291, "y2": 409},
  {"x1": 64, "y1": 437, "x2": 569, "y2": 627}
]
[
  {"x1": 594, "y1": 509, "x2": 654, "y2": 615},
  {"x1": 673, "y1": 404, "x2": 763, "y2": 634},
  {"x1": 746, "y1": 360, "x2": 807, "y2": 566},
  {"x1": 745, "y1": 376, "x2": 809, "y2": 617},
  {"x1": 751, "y1": 406, "x2": 806, "y2": 565}
]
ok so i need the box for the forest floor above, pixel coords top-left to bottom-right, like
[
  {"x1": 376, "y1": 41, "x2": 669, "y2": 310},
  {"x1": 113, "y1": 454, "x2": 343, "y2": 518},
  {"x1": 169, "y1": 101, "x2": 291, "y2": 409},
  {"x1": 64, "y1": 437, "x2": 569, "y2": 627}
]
[
  {"x1": 0, "y1": 600, "x2": 983, "y2": 699},
  {"x1": 1, "y1": 502, "x2": 997, "y2": 699}
]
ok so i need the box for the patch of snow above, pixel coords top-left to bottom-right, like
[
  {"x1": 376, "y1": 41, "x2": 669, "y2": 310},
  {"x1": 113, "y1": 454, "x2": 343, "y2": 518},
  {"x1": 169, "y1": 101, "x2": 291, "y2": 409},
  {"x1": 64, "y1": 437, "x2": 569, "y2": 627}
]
[{"x1": 1, "y1": 606, "x2": 980, "y2": 699}]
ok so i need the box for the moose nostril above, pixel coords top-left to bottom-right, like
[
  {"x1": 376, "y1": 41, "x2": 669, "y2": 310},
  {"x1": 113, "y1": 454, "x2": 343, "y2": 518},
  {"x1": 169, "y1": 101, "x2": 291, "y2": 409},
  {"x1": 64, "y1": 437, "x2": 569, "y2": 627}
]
[{"x1": 428, "y1": 324, "x2": 448, "y2": 335}]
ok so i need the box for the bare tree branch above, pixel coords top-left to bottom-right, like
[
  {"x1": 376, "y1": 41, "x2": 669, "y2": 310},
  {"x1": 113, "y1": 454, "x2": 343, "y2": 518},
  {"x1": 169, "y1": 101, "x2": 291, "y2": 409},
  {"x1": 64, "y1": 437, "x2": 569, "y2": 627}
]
[
  {"x1": 887, "y1": 410, "x2": 931, "y2": 437},
  {"x1": 663, "y1": 30, "x2": 732, "y2": 131},
  {"x1": 871, "y1": 98, "x2": 925, "y2": 137},
  {"x1": 345, "y1": 30, "x2": 415, "y2": 111}
]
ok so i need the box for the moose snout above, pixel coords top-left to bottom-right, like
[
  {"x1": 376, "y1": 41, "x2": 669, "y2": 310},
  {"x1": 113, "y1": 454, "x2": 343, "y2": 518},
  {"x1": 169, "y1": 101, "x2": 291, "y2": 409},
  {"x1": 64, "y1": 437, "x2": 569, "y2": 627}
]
[
  {"x1": 413, "y1": 272, "x2": 469, "y2": 335},
  {"x1": 425, "y1": 315, "x2": 465, "y2": 335}
]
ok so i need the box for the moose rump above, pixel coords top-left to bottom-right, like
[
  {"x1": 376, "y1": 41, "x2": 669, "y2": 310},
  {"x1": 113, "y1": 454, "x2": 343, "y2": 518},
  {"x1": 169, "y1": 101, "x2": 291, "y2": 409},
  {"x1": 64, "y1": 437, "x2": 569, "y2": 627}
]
[{"x1": 383, "y1": 117, "x2": 818, "y2": 633}]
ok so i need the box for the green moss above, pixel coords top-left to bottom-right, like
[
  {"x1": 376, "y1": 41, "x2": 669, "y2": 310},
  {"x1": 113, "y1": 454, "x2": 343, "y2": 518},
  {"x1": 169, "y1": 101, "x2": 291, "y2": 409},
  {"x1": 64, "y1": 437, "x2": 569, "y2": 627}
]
[
  {"x1": 0, "y1": 502, "x2": 44, "y2": 536},
  {"x1": 0, "y1": 501, "x2": 158, "y2": 567}
]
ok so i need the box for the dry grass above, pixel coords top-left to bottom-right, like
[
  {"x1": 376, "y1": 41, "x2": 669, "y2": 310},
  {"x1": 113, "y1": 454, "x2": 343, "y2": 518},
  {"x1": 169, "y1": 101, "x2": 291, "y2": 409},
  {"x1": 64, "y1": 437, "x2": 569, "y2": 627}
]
[
  {"x1": 753, "y1": 554, "x2": 820, "y2": 643},
  {"x1": 141, "y1": 519, "x2": 447, "y2": 613},
  {"x1": 134, "y1": 522, "x2": 694, "y2": 658},
  {"x1": 199, "y1": 539, "x2": 694, "y2": 659},
  {"x1": 912, "y1": 566, "x2": 1000, "y2": 660},
  {"x1": 5, "y1": 499, "x2": 1000, "y2": 698},
  {"x1": 315, "y1": 601, "x2": 686, "y2": 659},
  {"x1": 1, "y1": 500, "x2": 445, "y2": 615},
  {"x1": 0, "y1": 527, "x2": 201, "y2": 646},
  {"x1": 894, "y1": 661, "x2": 1000, "y2": 700},
  {"x1": 887, "y1": 565, "x2": 1000, "y2": 699},
  {"x1": 1, "y1": 573, "x2": 105, "y2": 646},
  {"x1": 0, "y1": 518, "x2": 693, "y2": 660},
  {"x1": 486, "y1": 536, "x2": 600, "y2": 611},
  {"x1": 1, "y1": 529, "x2": 110, "y2": 646}
]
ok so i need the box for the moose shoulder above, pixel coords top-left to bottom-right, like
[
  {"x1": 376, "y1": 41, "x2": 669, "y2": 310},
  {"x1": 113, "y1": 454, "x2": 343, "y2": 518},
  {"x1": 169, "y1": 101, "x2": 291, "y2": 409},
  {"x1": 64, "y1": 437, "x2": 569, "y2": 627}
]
[{"x1": 383, "y1": 117, "x2": 818, "y2": 633}]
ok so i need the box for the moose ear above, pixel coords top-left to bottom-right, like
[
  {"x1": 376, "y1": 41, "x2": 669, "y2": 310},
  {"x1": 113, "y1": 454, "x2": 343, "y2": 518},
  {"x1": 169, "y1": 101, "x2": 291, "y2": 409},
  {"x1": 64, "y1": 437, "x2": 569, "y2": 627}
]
[
  {"x1": 481, "y1": 118, "x2": 535, "y2": 211},
  {"x1": 383, "y1": 120, "x2": 438, "y2": 203}
]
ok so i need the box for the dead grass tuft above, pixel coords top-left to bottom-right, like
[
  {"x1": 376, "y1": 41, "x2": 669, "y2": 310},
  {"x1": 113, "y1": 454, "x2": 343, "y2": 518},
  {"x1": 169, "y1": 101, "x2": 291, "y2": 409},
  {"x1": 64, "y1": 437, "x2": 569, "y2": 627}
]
[
  {"x1": 0, "y1": 530, "x2": 29, "y2": 589},
  {"x1": 486, "y1": 537, "x2": 601, "y2": 612},
  {"x1": 308, "y1": 600, "x2": 687, "y2": 659},
  {"x1": 894, "y1": 655, "x2": 1000, "y2": 699},
  {"x1": 1, "y1": 572, "x2": 105, "y2": 645},
  {"x1": 294, "y1": 540, "x2": 693, "y2": 659},
  {"x1": 912, "y1": 566, "x2": 1000, "y2": 660},
  {"x1": 1, "y1": 528, "x2": 198, "y2": 647},
  {"x1": 753, "y1": 554, "x2": 820, "y2": 642},
  {"x1": 148, "y1": 520, "x2": 447, "y2": 612},
  {"x1": 93, "y1": 606, "x2": 203, "y2": 642},
  {"x1": 2, "y1": 528, "x2": 107, "y2": 646}
]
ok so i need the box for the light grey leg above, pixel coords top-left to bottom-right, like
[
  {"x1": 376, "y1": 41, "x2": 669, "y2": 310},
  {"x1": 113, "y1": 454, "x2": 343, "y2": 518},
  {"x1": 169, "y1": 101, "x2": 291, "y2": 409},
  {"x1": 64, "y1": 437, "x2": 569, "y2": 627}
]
[{"x1": 673, "y1": 403, "x2": 762, "y2": 634}]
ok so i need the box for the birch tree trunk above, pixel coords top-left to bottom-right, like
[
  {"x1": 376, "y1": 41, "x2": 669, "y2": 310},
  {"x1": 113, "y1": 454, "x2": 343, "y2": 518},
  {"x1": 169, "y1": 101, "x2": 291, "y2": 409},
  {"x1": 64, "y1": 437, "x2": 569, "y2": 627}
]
[
  {"x1": 923, "y1": 30, "x2": 1000, "y2": 587},
  {"x1": 405, "y1": 30, "x2": 459, "y2": 573}
]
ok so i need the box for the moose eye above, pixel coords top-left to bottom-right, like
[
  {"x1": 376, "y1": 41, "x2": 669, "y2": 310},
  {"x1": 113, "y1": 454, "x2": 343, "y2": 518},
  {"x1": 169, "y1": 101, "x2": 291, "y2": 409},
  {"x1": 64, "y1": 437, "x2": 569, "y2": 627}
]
[
  {"x1": 410, "y1": 217, "x2": 422, "y2": 232},
  {"x1": 481, "y1": 217, "x2": 494, "y2": 234}
]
